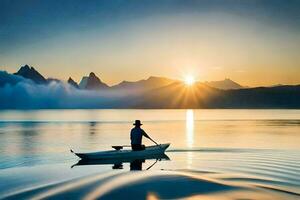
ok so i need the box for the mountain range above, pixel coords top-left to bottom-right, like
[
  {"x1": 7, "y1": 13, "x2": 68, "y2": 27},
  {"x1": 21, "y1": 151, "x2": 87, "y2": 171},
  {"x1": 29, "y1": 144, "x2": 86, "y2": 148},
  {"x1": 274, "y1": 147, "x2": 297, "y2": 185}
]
[
  {"x1": 1, "y1": 64, "x2": 299, "y2": 109},
  {"x1": 9, "y1": 65, "x2": 244, "y2": 91}
]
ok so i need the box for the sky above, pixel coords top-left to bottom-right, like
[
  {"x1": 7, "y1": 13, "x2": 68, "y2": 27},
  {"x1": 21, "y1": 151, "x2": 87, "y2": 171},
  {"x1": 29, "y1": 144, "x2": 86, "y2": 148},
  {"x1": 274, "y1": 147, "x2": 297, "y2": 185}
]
[{"x1": 0, "y1": 0, "x2": 300, "y2": 86}]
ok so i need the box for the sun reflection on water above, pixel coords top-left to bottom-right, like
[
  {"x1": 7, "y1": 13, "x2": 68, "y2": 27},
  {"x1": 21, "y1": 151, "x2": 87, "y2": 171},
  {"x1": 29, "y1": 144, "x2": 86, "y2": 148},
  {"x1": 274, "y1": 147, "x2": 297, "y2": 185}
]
[{"x1": 186, "y1": 109, "x2": 194, "y2": 148}]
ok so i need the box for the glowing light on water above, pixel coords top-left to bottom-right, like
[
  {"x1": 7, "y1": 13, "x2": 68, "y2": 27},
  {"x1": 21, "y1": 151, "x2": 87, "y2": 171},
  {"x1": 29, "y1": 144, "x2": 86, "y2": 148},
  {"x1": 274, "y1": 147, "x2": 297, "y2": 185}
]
[{"x1": 186, "y1": 109, "x2": 194, "y2": 148}]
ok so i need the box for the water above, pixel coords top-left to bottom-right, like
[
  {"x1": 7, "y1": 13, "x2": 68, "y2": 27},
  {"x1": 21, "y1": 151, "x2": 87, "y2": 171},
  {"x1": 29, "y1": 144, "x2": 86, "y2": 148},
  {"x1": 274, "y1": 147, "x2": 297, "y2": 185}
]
[{"x1": 0, "y1": 109, "x2": 299, "y2": 199}]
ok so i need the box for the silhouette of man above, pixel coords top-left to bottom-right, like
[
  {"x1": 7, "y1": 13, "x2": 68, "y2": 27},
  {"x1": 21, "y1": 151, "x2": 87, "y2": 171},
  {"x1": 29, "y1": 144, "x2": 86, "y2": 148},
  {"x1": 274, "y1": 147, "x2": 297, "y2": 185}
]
[{"x1": 130, "y1": 120, "x2": 151, "y2": 151}]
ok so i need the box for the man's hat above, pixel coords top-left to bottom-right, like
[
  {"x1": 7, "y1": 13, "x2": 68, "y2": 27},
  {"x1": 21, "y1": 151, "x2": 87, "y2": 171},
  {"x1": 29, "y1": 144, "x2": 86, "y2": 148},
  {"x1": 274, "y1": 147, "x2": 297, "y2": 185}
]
[{"x1": 133, "y1": 120, "x2": 142, "y2": 126}]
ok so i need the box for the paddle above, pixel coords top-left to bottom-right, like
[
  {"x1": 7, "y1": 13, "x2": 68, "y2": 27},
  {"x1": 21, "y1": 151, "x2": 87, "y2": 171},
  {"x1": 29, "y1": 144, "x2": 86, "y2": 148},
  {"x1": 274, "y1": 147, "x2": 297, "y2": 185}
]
[
  {"x1": 112, "y1": 137, "x2": 160, "y2": 150},
  {"x1": 147, "y1": 137, "x2": 162, "y2": 148},
  {"x1": 146, "y1": 159, "x2": 159, "y2": 170},
  {"x1": 149, "y1": 137, "x2": 159, "y2": 145}
]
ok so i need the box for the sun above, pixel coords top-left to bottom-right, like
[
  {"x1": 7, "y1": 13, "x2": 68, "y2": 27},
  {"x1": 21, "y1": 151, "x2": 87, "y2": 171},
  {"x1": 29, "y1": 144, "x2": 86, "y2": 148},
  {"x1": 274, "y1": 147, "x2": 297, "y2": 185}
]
[{"x1": 184, "y1": 76, "x2": 195, "y2": 86}]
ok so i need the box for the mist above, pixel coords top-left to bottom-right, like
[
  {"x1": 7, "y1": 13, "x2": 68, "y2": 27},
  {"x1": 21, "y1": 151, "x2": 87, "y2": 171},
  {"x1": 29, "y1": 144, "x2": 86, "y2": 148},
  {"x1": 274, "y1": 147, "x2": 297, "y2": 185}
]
[{"x1": 0, "y1": 71, "x2": 130, "y2": 109}]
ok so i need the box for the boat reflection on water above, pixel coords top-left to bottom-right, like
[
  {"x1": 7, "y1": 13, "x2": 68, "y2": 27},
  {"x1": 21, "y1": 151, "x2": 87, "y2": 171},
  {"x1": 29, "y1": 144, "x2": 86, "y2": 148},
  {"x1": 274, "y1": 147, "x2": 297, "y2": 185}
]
[{"x1": 71, "y1": 154, "x2": 170, "y2": 171}]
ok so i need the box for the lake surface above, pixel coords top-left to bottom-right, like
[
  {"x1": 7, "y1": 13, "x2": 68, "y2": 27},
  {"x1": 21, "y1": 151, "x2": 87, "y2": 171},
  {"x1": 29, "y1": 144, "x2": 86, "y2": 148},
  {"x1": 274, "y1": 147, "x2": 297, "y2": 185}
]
[{"x1": 0, "y1": 109, "x2": 299, "y2": 199}]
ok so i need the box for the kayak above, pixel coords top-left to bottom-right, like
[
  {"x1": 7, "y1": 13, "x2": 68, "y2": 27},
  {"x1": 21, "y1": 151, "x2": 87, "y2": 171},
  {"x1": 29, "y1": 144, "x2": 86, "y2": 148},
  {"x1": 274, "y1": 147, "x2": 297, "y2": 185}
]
[{"x1": 71, "y1": 143, "x2": 170, "y2": 160}]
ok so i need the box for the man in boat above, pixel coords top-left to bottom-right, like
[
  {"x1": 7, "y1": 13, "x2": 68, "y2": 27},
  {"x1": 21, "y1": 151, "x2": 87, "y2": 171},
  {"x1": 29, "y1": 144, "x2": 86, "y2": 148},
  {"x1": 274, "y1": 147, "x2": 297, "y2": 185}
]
[{"x1": 131, "y1": 120, "x2": 151, "y2": 151}]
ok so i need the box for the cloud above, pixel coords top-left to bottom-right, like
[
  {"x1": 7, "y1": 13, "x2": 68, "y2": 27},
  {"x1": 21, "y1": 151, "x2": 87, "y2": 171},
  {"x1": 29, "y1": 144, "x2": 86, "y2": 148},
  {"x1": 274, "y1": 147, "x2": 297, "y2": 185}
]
[{"x1": 0, "y1": 71, "x2": 129, "y2": 109}]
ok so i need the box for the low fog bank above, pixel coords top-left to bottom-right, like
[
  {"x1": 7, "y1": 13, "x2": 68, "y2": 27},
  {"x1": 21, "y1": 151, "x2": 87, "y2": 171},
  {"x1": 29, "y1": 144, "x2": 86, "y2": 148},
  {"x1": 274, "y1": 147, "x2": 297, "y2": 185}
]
[{"x1": 0, "y1": 71, "x2": 131, "y2": 109}]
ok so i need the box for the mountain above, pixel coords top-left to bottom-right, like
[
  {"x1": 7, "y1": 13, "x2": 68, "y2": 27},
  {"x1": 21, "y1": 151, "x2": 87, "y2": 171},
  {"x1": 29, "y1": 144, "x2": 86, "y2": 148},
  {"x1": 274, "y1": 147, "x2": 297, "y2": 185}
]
[
  {"x1": 204, "y1": 78, "x2": 243, "y2": 90},
  {"x1": 14, "y1": 65, "x2": 47, "y2": 84},
  {"x1": 68, "y1": 77, "x2": 79, "y2": 88},
  {"x1": 111, "y1": 76, "x2": 175, "y2": 92},
  {"x1": 79, "y1": 76, "x2": 88, "y2": 89},
  {"x1": 79, "y1": 72, "x2": 109, "y2": 90}
]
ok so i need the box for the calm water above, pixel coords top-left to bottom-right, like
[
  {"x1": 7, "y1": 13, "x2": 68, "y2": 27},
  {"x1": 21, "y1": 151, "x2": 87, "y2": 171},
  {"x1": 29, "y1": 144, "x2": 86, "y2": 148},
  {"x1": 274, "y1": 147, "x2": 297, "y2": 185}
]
[{"x1": 0, "y1": 109, "x2": 299, "y2": 199}]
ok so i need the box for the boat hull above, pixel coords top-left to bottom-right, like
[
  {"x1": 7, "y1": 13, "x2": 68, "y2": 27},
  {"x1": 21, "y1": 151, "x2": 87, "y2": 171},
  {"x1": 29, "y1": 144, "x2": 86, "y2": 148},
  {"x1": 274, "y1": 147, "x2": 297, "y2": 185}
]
[
  {"x1": 72, "y1": 154, "x2": 170, "y2": 168},
  {"x1": 73, "y1": 143, "x2": 170, "y2": 160}
]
